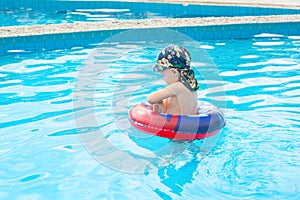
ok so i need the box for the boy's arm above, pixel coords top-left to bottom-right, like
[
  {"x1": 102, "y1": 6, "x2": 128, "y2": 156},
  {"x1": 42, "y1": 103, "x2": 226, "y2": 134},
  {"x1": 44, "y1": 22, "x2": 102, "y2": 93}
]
[
  {"x1": 147, "y1": 87, "x2": 175, "y2": 104},
  {"x1": 147, "y1": 82, "x2": 182, "y2": 104}
]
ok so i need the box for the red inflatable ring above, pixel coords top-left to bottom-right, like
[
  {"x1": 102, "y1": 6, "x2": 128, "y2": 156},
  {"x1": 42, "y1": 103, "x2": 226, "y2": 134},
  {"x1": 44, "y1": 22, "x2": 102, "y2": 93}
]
[{"x1": 129, "y1": 102, "x2": 225, "y2": 140}]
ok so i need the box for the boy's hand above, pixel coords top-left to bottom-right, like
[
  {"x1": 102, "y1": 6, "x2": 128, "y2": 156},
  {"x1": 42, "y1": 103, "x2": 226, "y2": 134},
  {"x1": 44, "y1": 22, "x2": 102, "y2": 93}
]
[{"x1": 152, "y1": 101, "x2": 164, "y2": 113}]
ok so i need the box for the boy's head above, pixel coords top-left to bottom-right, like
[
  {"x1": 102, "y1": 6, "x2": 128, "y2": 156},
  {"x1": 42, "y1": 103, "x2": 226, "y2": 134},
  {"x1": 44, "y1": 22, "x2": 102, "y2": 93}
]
[
  {"x1": 153, "y1": 44, "x2": 191, "y2": 72},
  {"x1": 153, "y1": 44, "x2": 199, "y2": 91}
]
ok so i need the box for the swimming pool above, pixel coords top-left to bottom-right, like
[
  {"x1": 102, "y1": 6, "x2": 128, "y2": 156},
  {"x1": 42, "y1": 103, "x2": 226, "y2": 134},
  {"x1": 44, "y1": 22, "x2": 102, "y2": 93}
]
[
  {"x1": 1, "y1": 32, "x2": 300, "y2": 199},
  {"x1": 1, "y1": 0, "x2": 300, "y2": 199}
]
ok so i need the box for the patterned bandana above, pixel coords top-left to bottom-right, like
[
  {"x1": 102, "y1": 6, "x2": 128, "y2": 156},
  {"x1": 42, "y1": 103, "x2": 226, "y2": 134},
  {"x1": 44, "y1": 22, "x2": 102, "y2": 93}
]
[
  {"x1": 153, "y1": 44, "x2": 191, "y2": 72},
  {"x1": 153, "y1": 44, "x2": 199, "y2": 91}
]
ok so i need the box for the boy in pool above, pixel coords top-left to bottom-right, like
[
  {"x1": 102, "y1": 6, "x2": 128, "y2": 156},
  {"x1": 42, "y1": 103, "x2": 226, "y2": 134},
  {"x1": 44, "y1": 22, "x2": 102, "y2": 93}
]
[{"x1": 147, "y1": 44, "x2": 199, "y2": 115}]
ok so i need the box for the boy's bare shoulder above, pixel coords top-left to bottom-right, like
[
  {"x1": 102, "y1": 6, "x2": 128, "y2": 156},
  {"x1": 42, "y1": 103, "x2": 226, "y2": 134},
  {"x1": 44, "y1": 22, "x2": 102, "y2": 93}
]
[
  {"x1": 166, "y1": 82, "x2": 182, "y2": 90},
  {"x1": 167, "y1": 82, "x2": 184, "y2": 88},
  {"x1": 166, "y1": 82, "x2": 188, "y2": 94}
]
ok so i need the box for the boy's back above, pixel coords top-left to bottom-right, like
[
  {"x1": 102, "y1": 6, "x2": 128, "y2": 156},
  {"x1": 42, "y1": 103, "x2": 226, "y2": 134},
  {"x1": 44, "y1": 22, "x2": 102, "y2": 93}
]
[{"x1": 164, "y1": 82, "x2": 198, "y2": 115}]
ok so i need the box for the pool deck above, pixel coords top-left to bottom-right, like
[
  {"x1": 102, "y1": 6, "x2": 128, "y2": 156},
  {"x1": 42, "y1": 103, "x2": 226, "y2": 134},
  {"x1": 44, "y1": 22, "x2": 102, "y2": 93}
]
[{"x1": 0, "y1": 0, "x2": 300, "y2": 38}]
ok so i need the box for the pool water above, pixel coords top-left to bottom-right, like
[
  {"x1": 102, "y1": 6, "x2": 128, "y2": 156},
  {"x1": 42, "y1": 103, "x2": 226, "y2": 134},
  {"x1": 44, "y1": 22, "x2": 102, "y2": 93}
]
[
  {"x1": 0, "y1": 7, "x2": 225, "y2": 27},
  {"x1": 0, "y1": 34, "x2": 300, "y2": 199},
  {"x1": 0, "y1": 8, "x2": 165, "y2": 26}
]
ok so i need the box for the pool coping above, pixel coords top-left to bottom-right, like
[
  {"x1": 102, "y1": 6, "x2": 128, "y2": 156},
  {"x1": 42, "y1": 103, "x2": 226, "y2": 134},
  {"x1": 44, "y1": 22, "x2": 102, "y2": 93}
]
[{"x1": 1, "y1": 14, "x2": 300, "y2": 38}]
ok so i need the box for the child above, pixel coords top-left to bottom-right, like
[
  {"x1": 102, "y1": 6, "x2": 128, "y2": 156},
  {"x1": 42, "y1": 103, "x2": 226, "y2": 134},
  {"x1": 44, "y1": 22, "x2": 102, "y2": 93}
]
[{"x1": 147, "y1": 44, "x2": 199, "y2": 115}]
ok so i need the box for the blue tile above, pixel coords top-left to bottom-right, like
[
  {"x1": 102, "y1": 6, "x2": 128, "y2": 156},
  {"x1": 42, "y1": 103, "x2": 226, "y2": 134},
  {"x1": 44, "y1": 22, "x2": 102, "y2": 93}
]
[
  {"x1": 44, "y1": 34, "x2": 56, "y2": 42},
  {"x1": 268, "y1": 23, "x2": 281, "y2": 34},
  {"x1": 288, "y1": 28, "x2": 298, "y2": 35},
  {"x1": 218, "y1": 6, "x2": 231, "y2": 16},
  {"x1": 85, "y1": 31, "x2": 97, "y2": 43},
  {"x1": 269, "y1": 8, "x2": 281, "y2": 15},
  {"x1": 63, "y1": 38, "x2": 74, "y2": 49},
  {"x1": 3, "y1": 37, "x2": 15, "y2": 51},
  {"x1": 24, "y1": 0, "x2": 35, "y2": 9},
  {"x1": 200, "y1": 5, "x2": 211, "y2": 17},
  {"x1": 83, "y1": 38, "x2": 94, "y2": 47},
  {"x1": 251, "y1": 24, "x2": 261, "y2": 33},
  {"x1": 213, "y1": 29, "x2": 223, "y2": 40},
  {"x1": 61, "y1": 33, "x2": 74, "y2": 49},
  {"x1": 92, "y1": 1, "x2": 104, "y2": 8},
  {"x1": 30, "y1": 0, "x2": 41, "y2": 10},
  {"x1": 82, "y1": 31, "x2": 94, "y2": 41},
  {"x1": 100, "y1": 30, "x2": 111, "y2": 42},
  {"x1": 241, "y1": 29, "x2": 251, "y2": 39},
  {"x1": 280, "y1": 29, "x2": 289, "y2": 35},
  {"x1": 55, "y1": 0, "x2": 69, "y2": 11},
  {"x1": 24, "y1": 42, "x2": 35, "y2": 51},
  {"x1": 89, "y1": 32, "x2": 100, "y2": 44},
  {"x1": 265, "y1": 8, "x2": 274, "y2": 16},
  {"x1": 10, "y1": 0, "x2": 21, "y2": 9},
  {"x1": 169, "y1": 3, "x2": 178, "y2": 14},
  {"x1": 33, "y1": 0, "x2": 41, "y2": 10},
  {"x1": 14, "y1": 37, "x2": 25, "y2": 50},
  {"x1": 220, "y1": 25, "x2": 230, "y2": 32},
  {"x1": 232, "y1": 29, "x2": 242, "y2": 38},
  {"x1": 183, "y1": 27, "x2": 195, "y2": 40},
  {"x1": 34, "y1": 34, "x2": 44, "y2": 42},
  {"x1": 127, "y1": 29, "x2": 143, "y2": 42},
  {"x1": 43, "y1": 35, "x2": 56, "y2": 50},
  {"x1": 61, "y1": 0, "x2": 75, "y2": 10},
  {"x1": 35, "y1": 41, "x2": 46, "y2": 51},
  {"x1": 76, "y1": 1, "x2": 91, "y2": 9},
  {"x1": 86, "y1": 0, "x2": 94, "y2": 9},
  {"x1": 244, "y1": 7, "x2": 254, "y2": 16},
  {"x1": 73, "y1": 33, "x2": 85, "y2": 47},
  {"x1": 45, "y1": 0, "x2": 59, "y2": 11},
  {"x1": 193, "y1": 27, "x2": 204, "y2": 40},
  {"x1": 209, "y1": 26, "x2": 217, "y2": 40},
  {"x1": 230, "y1": 6, "x2": 240, "y2": 16},
  {"x1": 0, "y1": 38, "x2": 5, "y2": 55},
  {"x1": 100, "y1": 30, "x2": 119, "y2": 41},
  {"x1": 52, "y1": 34, "x2": 66, "y2": 49},
  {"x1": 14, "y1": 36, "x2": 25, "y2": 44},
  {"x1": 0, "y1": 0, "x2": 5, "y2": 8},
  {"x1": 222, "y1": 30, "x2": 232, "y2": 39},
  {"x1": 238, "y1": 6, "x2": 246, "y2": 16},
  {"x1": 253, "y1": 8, "x2": 263, "y2": 16},
  {"x1": 201, "y1": 28, "x2": 212, "y2": 40},
  {"x1": 240, "y1": 6, "x2": 249, "y2": 16},
  {"x1": 143, "y1": 29, "x2": 155, "y2": 42},
  {"x1": 54, "y1": 39, "x2": 64, "y2": 50},
  {"x1": 248, "y1": 30, "x2": 256, "y2": 38},
  {"x1": 0, "y1": 47, "x2": 4, "y2": 55}
]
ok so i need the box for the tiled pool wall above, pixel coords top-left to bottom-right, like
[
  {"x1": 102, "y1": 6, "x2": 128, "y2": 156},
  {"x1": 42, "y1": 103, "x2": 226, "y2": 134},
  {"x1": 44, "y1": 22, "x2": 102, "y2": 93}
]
[
  {"x1": 1, "y1": 22, "x2": 300, "y2": 55},
  {"x1": 1, "y1": 0, "x2": 300, "y2": 55}
]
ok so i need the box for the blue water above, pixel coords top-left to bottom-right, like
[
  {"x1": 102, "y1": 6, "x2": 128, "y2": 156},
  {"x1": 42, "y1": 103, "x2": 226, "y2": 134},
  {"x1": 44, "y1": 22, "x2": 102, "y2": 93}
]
[
  {"x1": 0, "y1": 7, "x2": 166, "y2": 26},
  {"x1": 1, "y1": 34, "x2": 300, "y2": 199},
  {"x1": 0, "y1": 7, "x2": 222, "y2": 27}
]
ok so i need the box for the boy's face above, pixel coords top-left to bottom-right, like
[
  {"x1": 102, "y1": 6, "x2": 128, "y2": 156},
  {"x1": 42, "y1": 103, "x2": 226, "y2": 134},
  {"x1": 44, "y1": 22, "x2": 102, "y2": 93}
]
[{"x1": 160, "y1": 68, "x2": 179, "y2": 84}]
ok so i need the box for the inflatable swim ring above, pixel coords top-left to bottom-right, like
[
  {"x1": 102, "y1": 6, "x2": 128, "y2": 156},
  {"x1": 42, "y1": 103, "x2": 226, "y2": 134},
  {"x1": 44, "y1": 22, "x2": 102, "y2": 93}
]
[{"x1": 129, "y1": 101, "x2": 225, "y2": 140}]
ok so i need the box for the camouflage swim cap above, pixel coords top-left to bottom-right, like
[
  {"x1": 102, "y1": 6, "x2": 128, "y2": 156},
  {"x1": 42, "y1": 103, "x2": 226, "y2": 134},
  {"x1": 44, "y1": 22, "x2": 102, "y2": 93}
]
[{"x1": 153, "y1": 44, "x2": 191, "y2": 72}]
